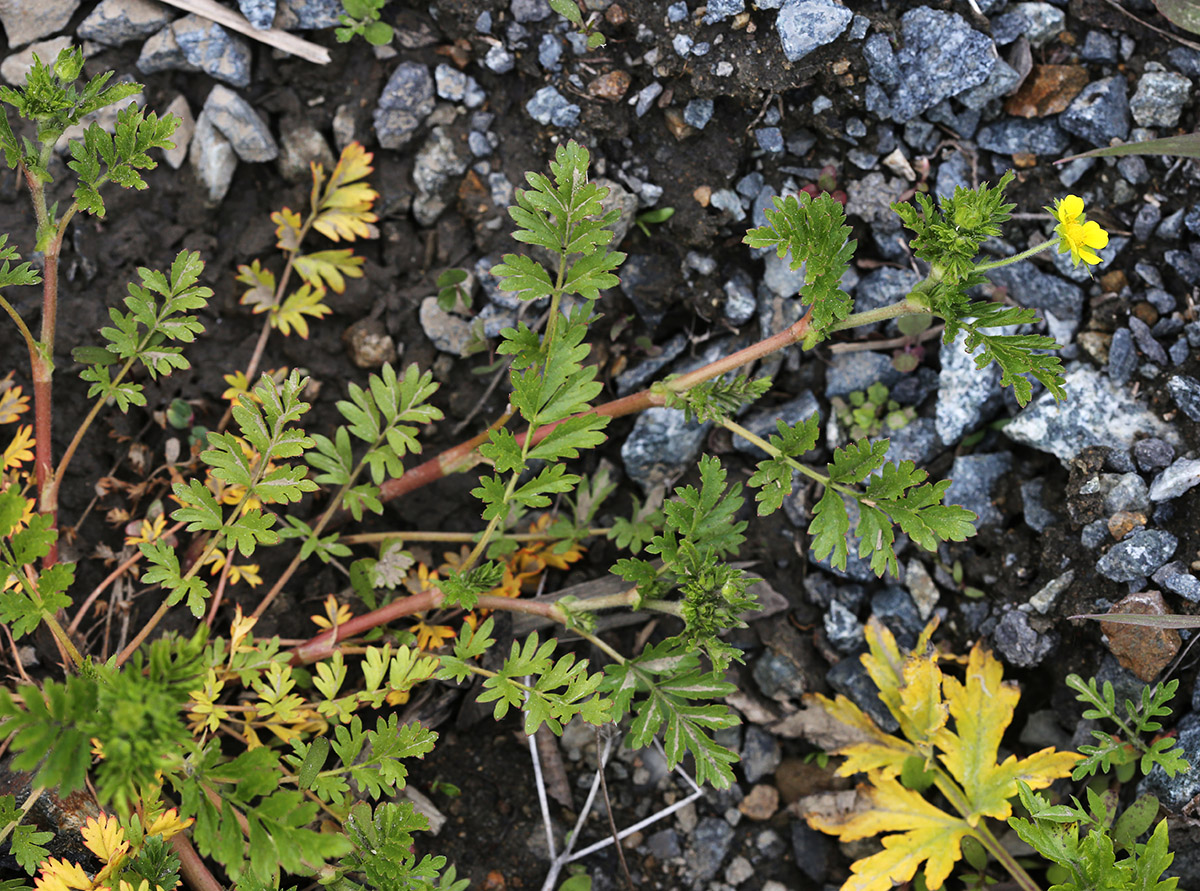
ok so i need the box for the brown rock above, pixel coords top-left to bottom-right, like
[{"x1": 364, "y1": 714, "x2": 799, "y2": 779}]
[
  {"x1": 663, "y1": 107, "x2": 695, "y2": 141},
  {"x1": 1099, "y1": 269, "x2": 1126, "y2": 293},
  {"x1": 1077, "y1": 331, "x2": 1112, "y2": 365},
  {"x1": 605, "y1": 3, "x2": 627, "y2": 25},
  {"x1": 1132, "y1": 302, "x2": 1159, "y2": 327},
  {"x1": 693, "y1": 185, "x2": 712, "y2": 207},
  {"x1": 1108, "y1": 511, "x2": 1146, "y2": 540},
  {"x1": 1100, "y1": 591, "x2": 1180, "y2": 682},
  {"x1": 738, "y1": 783, "x2": 780, "y2": 821},
  {"x1": 343, "y1": 317, "x2": 398, "y2": 368},
  {"x1": 588, "y1": 69, "x2": 631, "y2": 102},
  {"x1": 773, "y1": 757, "x2": 850, "y2": 804},
  {"x1": 1004, "y1": 65, "x2": 1089, "y2": 117}
]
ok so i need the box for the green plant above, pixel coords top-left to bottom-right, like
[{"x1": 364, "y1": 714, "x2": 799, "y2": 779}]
[
  {"x1": 435, "y1": 268, "x2": 470, "y2": 313},
  {"x1": 0, "y1": 54, "x2": 1126, "y2": 886},
  {"x1": 634, "y1": 206, "x2": 675, "y2": 237},
  {"x1": 830, "y1": 382, "x2": 915, "y2": 441},
  {"x1": 548, "y1": 0, "x2": 607, "y2": 49},
  {"x1": 335, "y1": 0, "x2": 393, "y2": 46}
]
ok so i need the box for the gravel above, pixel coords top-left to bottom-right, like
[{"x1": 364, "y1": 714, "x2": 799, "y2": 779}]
[
  {"x1": 775, "y1": 0, "x2": 853, "y2": 63},
  {"x1": 1095, "y1": 529, "x2": 1178, "y2": 583},
  {"x1": 1059, "y1": 76, "x2": 1131, "y2": 147}
]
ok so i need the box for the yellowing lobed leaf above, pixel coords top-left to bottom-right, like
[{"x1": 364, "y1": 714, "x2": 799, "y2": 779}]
[
  {"x1": 272, "y1": 283, "x2": 332, "y2": 338},
  {"x1": 272, "y1": 206, "x2": 304, "y2": 252},
  {"x1": 294, "y1": 248, "x2": 364, "y2": 293},
  {"x1": 807, "y1": 620, "x2": 1081, "y2": 891},
  {"x1": 2, "y1": 424, "x2": 34, "y2": 470},
  {"x1": 0, "y1": 378, "x2": 30, "y2": 424},
  {"x1": 312, "y1": 143, "x2": 379, "y2": 242},
  {"x1": 934, "y1": 642, "x2": 1082, "y2": 824},
  {"x1": 80, "y1": 813, "x2": 128, "y2": 866},
  {"x1": 808, "y1": 771, "x2": 971, "y2": 891}
]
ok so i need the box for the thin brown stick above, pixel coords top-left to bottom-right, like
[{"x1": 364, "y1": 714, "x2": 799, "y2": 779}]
[{"x1": 596, "y1": 727, "x2": 635, "y2": 891}]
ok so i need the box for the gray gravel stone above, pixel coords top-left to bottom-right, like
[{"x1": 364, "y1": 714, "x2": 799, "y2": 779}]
[
  {"x1": 703, "y1": 0, "x2": 744, "y2": 24},
  {"x1": 203, "y1": 84, "x2": 277, "y2": 162},
  {"x1": 1133, "y1": 204, "x2": 1162, "y2": 242},
  {"x1": 872, "y1": 586, "x2": 924, "y2": 649},
  {"x1": 1168, "y1": 375, "x2": 1200, "y2": 421},
  {"x1": 1021, "y1": 478, "x2": 1059, "y2": 532},
  {"x1": 959, "y1": 59, "x2": 1022, "y2": 110},
  {"x1": 374, "y1": 62, "x2": 434, "y2": 149},
  {"x1": 1135, "y1": 438, "x2": 1175, "y2": 472},
  {"x1": 853, "y1": 267, "x2": 920, "y2": 314},
  {"x1": 882, "y1": 417, "x2": 942, "y2": 467},
  {"x1": 825, "y1": 600, "x2": 865, "y2": 652},
  {"x1": 78, "y1": 0, "x2": 172, "y2": 45},
  {"x1": 1011, "y1": 2, "x2": 1064, "y2": 45},
  {"x1": 824, "y1": 351, "x2": 903, "y2": 398},
  {"x1": 137, "y1": 24, "x2": 198, "y2": 76},
  {"x1": 732, "y1": 392, "x2": 820, "y2": 457},
  {"x1": 689, "y1": 818, "x2": 736, "y2": 881},
  {"x1": 435, "y1": 63, "x2": 484, "y2": 107},
  {"x1": 791, "y1": 823, "x2": 831, "y2": 884},
  {"x1": 1081, "y1": 30, "x2": 1119, "y2": 63},
  {"x1": 1060, "y1": 76, "x2": 1131, "y2": 147},
  {"x1": 1140, "y1": 713, "x2": 1200, "y2": 812},
  {"x1": 755, "y1": 127, "x2": 785, "y2": 153},
  {"x1": 1005, "y1": 366, "x2": 1180, "y2": 464},
  {"x1": 724, "y1": 271, "x2": 757, "y2": 325},
  {"x1": 0, "y1": 0, "x2": 80, "y2": 46},
  {"x1": 412, "y1": 126, "x2": 468, "y2": 226},
  {"x1": 827, "y1": 653, "x2": 898, "y2": 732},
  {"x1": 238, "y1": 0, "x2": 274, "y2": 29},
  {"x1": 171, "y1": 15, "x2": 252, "y2": 86},
  {"x1": 1130, "y1": 70, "x2": 1192, "y2": 128},
  {"x1": 977, "y1": 118, "x2": 1070, "y2": 156},
  {"x1": 1096, "y1": 529, "x2": 1177, "y2": 582},
  {"x1": 1150, "y1": 458, "x2": 1200, "y2": 502},
  {"x1": 484, "y1": 44, "x2": 515, "y2": 74},
  {"x1": 511, "y1": 0, "x2": 550, "y2": 22},
  {"x1": 874, "y1": 7, "x2": 995, "y2": 123},
  {"x1": 525, "y1": 85, "x2": 580, "y2": 127},
  {"x1": 1153, "y1": 563, "x2": 1200, "y2": 603},
  {"x1": 189, "y1": 107, "x2": 237, "y2": 205},
  {"x1": 684, "y1": 98, "x2": 714, "y2": 129},
  {"x1": 992, "y1": 609, "x2": 1055, "y2": 668},
  {"x1": 277, "y1": 0, "x2": 341, "y2": 28},
  {"x1": 775, "y1": 0, "x2": 852, "y2": 63},
  {"x1": 621, "y1": 407, "x2": 709, "y2": 492},
  {"x1": 741, "y1": 725, "x2": 781, "y2": 783},
  {"x1": 1105, "y1": 473, "x2": 1149, "y2": 513},
  {"x1": 945, "y1": 452, "x2": 1013, "y2": 527},
  {"x1": 1130, "y1": 317, "x2": 1169, "y2": 367},
  {"x1": 936, "y1": 329, "x2": 1005, "y2": 445},
  {"x1": 418, "y1": 297, "x2": 473, "y2": 356},
  {"x1": 1108, "y1": 327, "x2": 1137, "y2": 384}
]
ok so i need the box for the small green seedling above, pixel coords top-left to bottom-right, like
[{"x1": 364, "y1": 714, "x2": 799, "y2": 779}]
[{"x1": 336, "y1": 0, "x2": 393, "y2": 45}]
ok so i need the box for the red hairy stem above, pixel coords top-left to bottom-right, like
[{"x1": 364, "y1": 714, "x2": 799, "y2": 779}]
[{"x1": 372, "y1": 312, "x2": 816, "y2": 508}]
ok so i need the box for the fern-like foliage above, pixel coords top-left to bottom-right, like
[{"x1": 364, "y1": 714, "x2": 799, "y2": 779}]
[
  {"x1": 743, "y1": 191, "x2": 856, "y2": 341},
  {"x1": 0, "y1": 494, "x2": 70, "y2": 639},
  {"x1": 893, "y1": 172, "x2": 1065, "y2": 405},
  {"x1": 1066, "y1": 675, "x2": 1189, "y2": 780},
  {"x1": 0, "y1": 794, "x2": 53, "y2": 874},
  {"x1": 141, "y1": 371, "x2": 317, "y2": 617},
  {"x1": 77, "y1": 250, "x2": 213, "y2": 412},
  {"x1": 602, "y1": 641, "x2": 739, "y2": 788}
]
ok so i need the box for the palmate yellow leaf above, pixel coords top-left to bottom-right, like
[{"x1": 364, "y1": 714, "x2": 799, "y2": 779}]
[
  {"x1": 807, "y1": 771, "x2": 971, "y2": 891},
  {"x1": 860, "y1": 617, "x2": 943, "y2": 744},
  {"x1": 0, "y1": 380, "x2": 30, "y2": 424},
  {"x1": 272, "y1": 283, "x2": 331, "y2": 338},
  {"x1": 293, "y1": 248, "x2": 365, "y2": 293},
  {"x1": 3, "y1": 424, "x2": 34, "y2": 470},
  {"x1": 324, "y1": 141, "x2": 374, "y2": 191},
  {"x1": 935, "y1": 641, "x2": 1081, "y2": 824},
  {"x1": 34, "y1": 857, "x2": 93, "y2": 891},
  {"x1": 145, "y1": 807, "x2": 194, "y2": 841},
  {"x1": 809, "y1": 692, "x2": 917, "y2": 778},
  {"x1": 235, "y1": 259, "x2": 277, "y2": 312},
  {"x1": 272, "y1": 207, "x2": 304, "y2": 252},
  {"x1": 312, "y1": 201, "x2": 379, "y2": 242}
]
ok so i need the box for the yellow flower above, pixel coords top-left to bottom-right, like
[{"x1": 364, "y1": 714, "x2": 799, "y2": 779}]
[
  {"x1": 124, "y1": 513, "x2": 167, "y2": 547},
  {"x1": 1050, "y1": 194, "x2": 1109, "y2": 266},
  {"x1": 2, "y1": 424, "x2": 34, "y2": 470},
  {"x1": 311, "y1": 593, "x2": 353, "y2": 630}
]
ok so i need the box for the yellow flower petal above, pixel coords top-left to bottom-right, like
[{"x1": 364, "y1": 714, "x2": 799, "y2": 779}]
[
  {"x1": 1081, "y1": 219, "x2": 1109, "y2": 249},
  {"x1": 1057, "y1": 194, "x2": 1083, "y2": 222}
]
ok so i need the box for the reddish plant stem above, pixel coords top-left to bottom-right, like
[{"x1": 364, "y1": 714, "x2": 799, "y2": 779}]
[
  {"x1": 289, "y1": 587, "x2": 444, "y2": 665},
  {"x1": 171, "y1": 834, "x2": 225, "y2": 891},
  {"x1": 371, "y1": 311, "x2": 816, "y2": 509}
]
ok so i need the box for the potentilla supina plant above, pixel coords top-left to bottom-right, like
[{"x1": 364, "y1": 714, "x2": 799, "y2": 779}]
[{"x1": 974, "y1": 191, "x2": 1111, "y2": 272}]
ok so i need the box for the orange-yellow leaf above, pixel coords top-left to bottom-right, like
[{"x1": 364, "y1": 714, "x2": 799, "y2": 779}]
[
  {"x1": 312, "y1": 203, "x2": 379, "y2": 242},
  {"x1": 0, "y1": 381, "x2": 30, "y2": 424},
  {"x1": 272, "y1": 283, "x2": 331, "y2": 339},
  {"x1": 806, "y1": 772, "x2": 971, "y2": 891},
  {"x1": 934, "y1": 641, "x2": 1081, "y2": 824},
  {"x1": 35, "y1": 857, "x2": 94, "y2": 891},
  {"x1": 145, "y1": 808, "x2": 194, "y2": 841},
  {"x1": 325, "y1": 141, "x2": 375, "y2": 190},
  {"x1": 81, "y1": 814, "x2": 128, "y2": 865},
  {"x1": 293, "y1": 248, "x2": 364, "y2": 294},
  {"x1": 3, "y1": 424, "x2": 34, "y2": 470}
]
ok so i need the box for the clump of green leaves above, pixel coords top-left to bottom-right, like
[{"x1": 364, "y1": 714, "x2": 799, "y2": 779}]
[
  {"x1": 549, "y1": 0, "x2": 607, "y2": 48},
  {"x1": 893, "y1": 173, "x2": 1066, "y2": 404},
  {"x1": 335, "y1": 0, "x2": 393, "y2": 45},
  {"x1": 1066, "y1": 675, "x2": 1189, "y2": 781},
  {"x1": 436, "y1": 267, "x2": 471, "y2": 312},
  {"x1": 831, "y1": 382, "x2": 915, "y2": 441}
]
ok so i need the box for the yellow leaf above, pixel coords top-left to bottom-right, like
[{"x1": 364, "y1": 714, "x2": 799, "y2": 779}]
[
  {"x1": 272, "y1": 207, "x2": 304, "y2": 252},
  {"x1": 34, "y1": 858, "x2": 94, "y2": 891},
  {"x1": 934, "y1": 641, "x2": 1082, "y2": 823},
  {"x1": 273, "y1": 283, "x2": 331, "y2": 339},
  {"x1": 0, "y1": 379, "x2": 30, "y2": 424},
  {"x1": 80, "y1": 814, "x2": 129, "y2": 865},
  {"x1": 807, "y1": 772, "x2": 971, "y2": 891},
  {"x1": 898, "y1": 647, "x2": 948, "y2": 745},
  {"x1": 229, "y1": 604, "x2": 257, "y2": 656},
  {"x1": 311, "y1": 593, "x2": 353, "y2": 630},
  {"x1": 235, "y1": 258, "x2": 277, "y2": 312},
  {"x1": 3, "y1": 424, "x2": 34, "y2": 470},
  {"x1": 293, "y1": 248, "x2": 364, "y2": 294},
  {"x1": 810, "y1": 692, "x2": 917, "y2": 778},
  {"x1": 311, "y1": 144, "x2": 379, "y2": 242}
]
